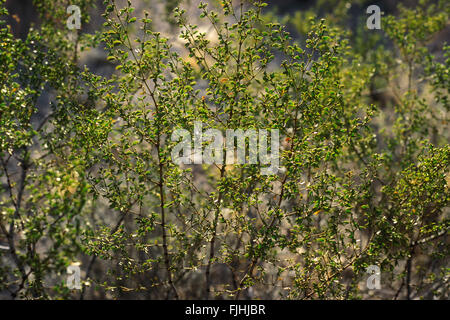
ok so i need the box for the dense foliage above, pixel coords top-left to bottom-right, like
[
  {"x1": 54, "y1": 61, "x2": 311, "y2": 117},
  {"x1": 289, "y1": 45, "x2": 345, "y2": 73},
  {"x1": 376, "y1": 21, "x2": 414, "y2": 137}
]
[{"x1": 0, "y1": 0, "x2": 448, "y2": 299}]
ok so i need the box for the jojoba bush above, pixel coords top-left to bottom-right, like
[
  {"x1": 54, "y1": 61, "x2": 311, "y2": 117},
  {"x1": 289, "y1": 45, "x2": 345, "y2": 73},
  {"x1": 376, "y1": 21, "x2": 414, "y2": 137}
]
[{"x1": 0, "y1": 0, "x2": 448, "y2": 299}]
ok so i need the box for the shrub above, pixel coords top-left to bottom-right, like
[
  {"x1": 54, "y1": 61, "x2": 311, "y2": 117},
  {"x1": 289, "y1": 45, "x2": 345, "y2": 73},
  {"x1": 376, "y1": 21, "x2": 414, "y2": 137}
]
[{"x1": 0, "y1": 0, "x2": 448, "y2": 299}]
